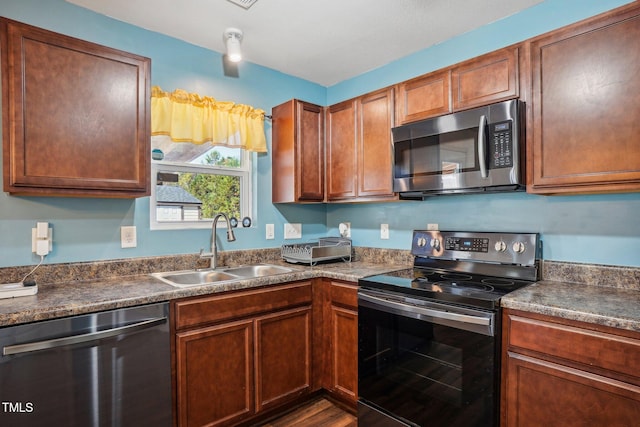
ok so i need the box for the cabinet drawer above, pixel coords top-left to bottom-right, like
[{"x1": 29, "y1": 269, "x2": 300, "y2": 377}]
[
  {"x1": 328, "y1": 281, "x2": 358, "y2": 309},
  {"x1": 174, "y1": 281, "x2": 313, "y2": 330},
  {"x1": 507, "y1": 313, "x2": 640, "y2": 381}
]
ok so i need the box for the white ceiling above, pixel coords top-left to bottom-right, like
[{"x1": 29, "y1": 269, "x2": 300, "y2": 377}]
[{"x1": 66, "y1": 0, "x2": 544, "y2": 87}]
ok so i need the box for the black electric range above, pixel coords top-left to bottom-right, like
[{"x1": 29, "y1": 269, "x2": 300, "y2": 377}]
[
  {"x1": 360, "y1": 230, "x2": 541, "y2": 311},
  {"x1": 357, "y1": 230, "x2": 541, "y2": 427}
]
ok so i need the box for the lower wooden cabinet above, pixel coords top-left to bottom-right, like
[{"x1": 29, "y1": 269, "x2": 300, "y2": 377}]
[
  {"x1": 502, "y1": 309, "x2": 640, "y2": 426},
  {"x1": 173, "y1": 281, "x2": 313, "y2": 427},
  {"x1": 255, "y1": 307, "x2": 312, "y2": 412},
  {"x1": 176, "y1": 320, "x2": 254, "y2": 427},
  {"x1": 323, "y1": 279, "x2": 358, "y2": 406}
]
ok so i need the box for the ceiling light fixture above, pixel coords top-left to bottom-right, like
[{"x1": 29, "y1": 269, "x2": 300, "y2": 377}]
[{"x1": 223, "y1": 28, "x2": 243, "y2": 63}]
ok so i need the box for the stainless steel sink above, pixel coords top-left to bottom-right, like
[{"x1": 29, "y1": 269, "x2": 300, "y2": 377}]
[
  {"x1": 223, "y1": 264, "x2": 294, "y2": 278},
  {"x1": 151, "y1": 270, "x2": 239, "y2": 288},
  {"x1": 151, "y1": 264, "x2": 296, "y2": 288}
]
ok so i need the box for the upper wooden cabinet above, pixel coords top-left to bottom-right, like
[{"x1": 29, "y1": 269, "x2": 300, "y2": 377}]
[
  {"x1": 396, "y1": 45, "x2": 521, "y2": 124},
  {"x1": 326, "y1": 99, "x2": 357, "y2": 200},
  {"x1": 451, "y1": 46, "x2": 520, "y2": 111},
  {"x1": 271, "y1": 99, "x2": 324, "y2": 203},
  {"x1": 327, "y1": 87, "x2": 396, "y2": 202},
  {"x1": 528, "y1": 3, "x2": 640, "y2": 194},
  {"x1": 395, "y1": 70, "x2": 451, "y2": 125},
  {"x1": 1, "y1": 18, "x2": 151, "y2": 197}
]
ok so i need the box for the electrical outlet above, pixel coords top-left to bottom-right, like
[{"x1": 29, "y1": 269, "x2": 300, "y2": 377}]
[
  {"x1": 266, "y1": 223, "x2": 275, "y2": 240},
  {"x1": 339, "y1": 222, "x2": 351, "y2": 238},
  {"x1": 427, "y1": 223, "x2": 439, "y2": 231},
  {"x1": 284, "y1": 223, "x2": 302, "y2": 239},
  {"x1": 381, "y1": 224, "x2": 389, "y2": 239},
  {"x1": 121, "y1": 226, "x2": 137, "y2": 248},
  {"x1": 31, "y1": 227, "x2": 53, "y2": 254}
]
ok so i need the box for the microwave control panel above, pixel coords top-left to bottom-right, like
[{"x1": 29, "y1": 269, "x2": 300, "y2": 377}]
[{"x1": 489, "y1": 120, "x2": 513, "y2": 168}]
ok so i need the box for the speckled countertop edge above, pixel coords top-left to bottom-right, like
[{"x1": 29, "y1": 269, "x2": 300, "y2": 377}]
[
  {"x1": 501, "y1": 280, "x2": 640, "y2": 333},
  {"x1": 2, "y1": 252, "x2": 640, "y2": 333},
  {"x1": 0, "y1": 260, "x2": 408, "y2": 327}
]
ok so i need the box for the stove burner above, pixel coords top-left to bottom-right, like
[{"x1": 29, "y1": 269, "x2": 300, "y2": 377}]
[
  {"x1": 481, "y1": 278, "x2": 515, "y2": 286},
  {"x1": 413, "y1": 270, "x2": 436, "y2": 279},
  {"x1": 434, "y1": 281, "x2": 494, "y2": 292},
  {"x1": 440, "y1": 273, "x2": 473, "y2": 281}
]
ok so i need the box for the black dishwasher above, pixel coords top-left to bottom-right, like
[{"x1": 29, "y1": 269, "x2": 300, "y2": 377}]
[{"x1": 0, "y1": 302, "x2": 171, "y2": 427}]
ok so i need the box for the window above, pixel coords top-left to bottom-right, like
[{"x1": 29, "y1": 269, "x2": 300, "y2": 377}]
[{"x1": 150, "y1": 136, "x2": 252, "y2": 230}]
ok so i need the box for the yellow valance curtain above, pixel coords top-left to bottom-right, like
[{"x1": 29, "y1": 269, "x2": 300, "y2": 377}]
[{"x1": 150, "y1": 86, "x2": 267, "y2": 153}]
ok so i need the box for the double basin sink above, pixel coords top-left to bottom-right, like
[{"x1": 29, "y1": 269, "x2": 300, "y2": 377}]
[{"x1": 151, "y1": 264, "x2": 297, "y2": 288}]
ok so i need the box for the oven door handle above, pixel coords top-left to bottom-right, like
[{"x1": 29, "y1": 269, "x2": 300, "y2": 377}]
[{"x1": 358, "y1": 292, "x2": 492, "y2": 327}]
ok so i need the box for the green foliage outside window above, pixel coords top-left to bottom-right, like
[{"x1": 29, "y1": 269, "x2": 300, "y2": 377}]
[{"x1": 178, "y1": 151, "x2": 241, "y2": 219}]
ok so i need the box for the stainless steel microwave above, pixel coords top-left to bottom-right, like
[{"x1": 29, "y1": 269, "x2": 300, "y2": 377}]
[{"x1": 392, "y1": 99, "x2": 525, "y2": 198}]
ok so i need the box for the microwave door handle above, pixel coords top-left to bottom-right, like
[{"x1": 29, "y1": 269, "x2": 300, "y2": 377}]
[{"x1": 478, "y1": 115, "x2": 488, "y2": 178}]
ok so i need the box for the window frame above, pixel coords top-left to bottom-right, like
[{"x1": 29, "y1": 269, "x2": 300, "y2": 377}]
[{"x1": 150, "y1": 148, "x2": 253, "y2": 231}]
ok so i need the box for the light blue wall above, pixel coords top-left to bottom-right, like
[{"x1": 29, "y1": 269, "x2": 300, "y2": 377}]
[
  {"x1": 0, "y1": 0, "x2": 328, "y2": 268},
  {"x1": 325, "y1": 0, "x2": 640, "y2": 268},
  {"x1": 1, "y1": 0, "x2": 639, "y2": 268}
]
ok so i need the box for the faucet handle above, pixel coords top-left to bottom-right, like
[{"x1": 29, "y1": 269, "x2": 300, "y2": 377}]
[{"x1": 199, "y1": 248, "x2": 213, "y2": 259}]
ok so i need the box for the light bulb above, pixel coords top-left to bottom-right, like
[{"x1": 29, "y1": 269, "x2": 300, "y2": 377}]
[{"x1": 224, "y1": 28, "x2": 243, "y2": 63}]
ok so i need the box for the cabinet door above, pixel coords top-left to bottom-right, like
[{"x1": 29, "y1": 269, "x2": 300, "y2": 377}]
[
  {"x1": 176, "y1": 320, "x2": 254, "y2": 427},
  {"x1": 329, "y1": 305, "x2": 358, "y2": 405},
  {"x1": 451, "y1": 46, "x2": 519, "y2": 111},
  {"x1": 1, "y1": 18, "x2": 150, "y2": 197},
  {"x1": 255, "y1": 306, "x2": 312, "y2": 412},
  {"x1": 325, "y1": 280, "x2": 358, "y2": 406},
  {"x1": 504, "y1": 352, "x2": 640, "y2": 427},
  {"x1": 271, "y1": 100, "x2": 324, "y2": 203},
  {"x1": 358, "y1": 88, "x2": 396, "y2": 199},
  {"x1": 326, "y1": 99, "x2": 357, "y2": 200},
  {"x1": 528, "y1": 4, "x2": 640, "y2": 194},
  {"x1": 395, "y1": 70, "x2": 451, "y2": 124}
]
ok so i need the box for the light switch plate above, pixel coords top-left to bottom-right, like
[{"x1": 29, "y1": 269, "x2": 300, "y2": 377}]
[
  {"x1": 380, "y1": 224, "x2": 389, "y2": 239},
  {"x1": 284, "y1": 223, "x2": 302, "y2": 239},
  {"x1": 266, "y1": 223, "x2": 275, "y2": 240}
]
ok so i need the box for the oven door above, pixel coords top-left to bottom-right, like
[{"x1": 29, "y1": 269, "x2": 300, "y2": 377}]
[{"x1": 358, "y1": 288, "x2": 498, "y2": 427}]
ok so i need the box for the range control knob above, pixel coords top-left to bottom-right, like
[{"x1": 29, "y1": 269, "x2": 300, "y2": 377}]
[
  {"x1": 417, "y1": 237, "x2": 427, "y2": 247},
  {"x1": 430, "y1": 238, "x2": 441, "y2": 250},
  {"x1": 494, "y1": 241, "x2": 507, "y2": 252},
  {"x1": 512, "y1": 242, "x2": 526, "y2": 254}
]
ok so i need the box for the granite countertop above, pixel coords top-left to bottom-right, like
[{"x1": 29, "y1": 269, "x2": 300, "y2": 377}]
[
  {"x1": 0, "y1": 261, "x2": 407, "y2": 327},
  {"x1": 3, "y1": 253, "x2": 640, "y2": 334},
  {"x1": 501, "y1": 279, "x2": 640, "y2": 333}
]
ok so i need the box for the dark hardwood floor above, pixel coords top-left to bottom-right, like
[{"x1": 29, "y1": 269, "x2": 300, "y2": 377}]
[{"x1": 257, "y1": 398, "x2": 356, "y2": 427}]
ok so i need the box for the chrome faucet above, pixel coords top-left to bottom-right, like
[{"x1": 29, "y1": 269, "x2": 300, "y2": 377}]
[{"x1": 200, "y1": 213, "x2": 236, "y2": 269}]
